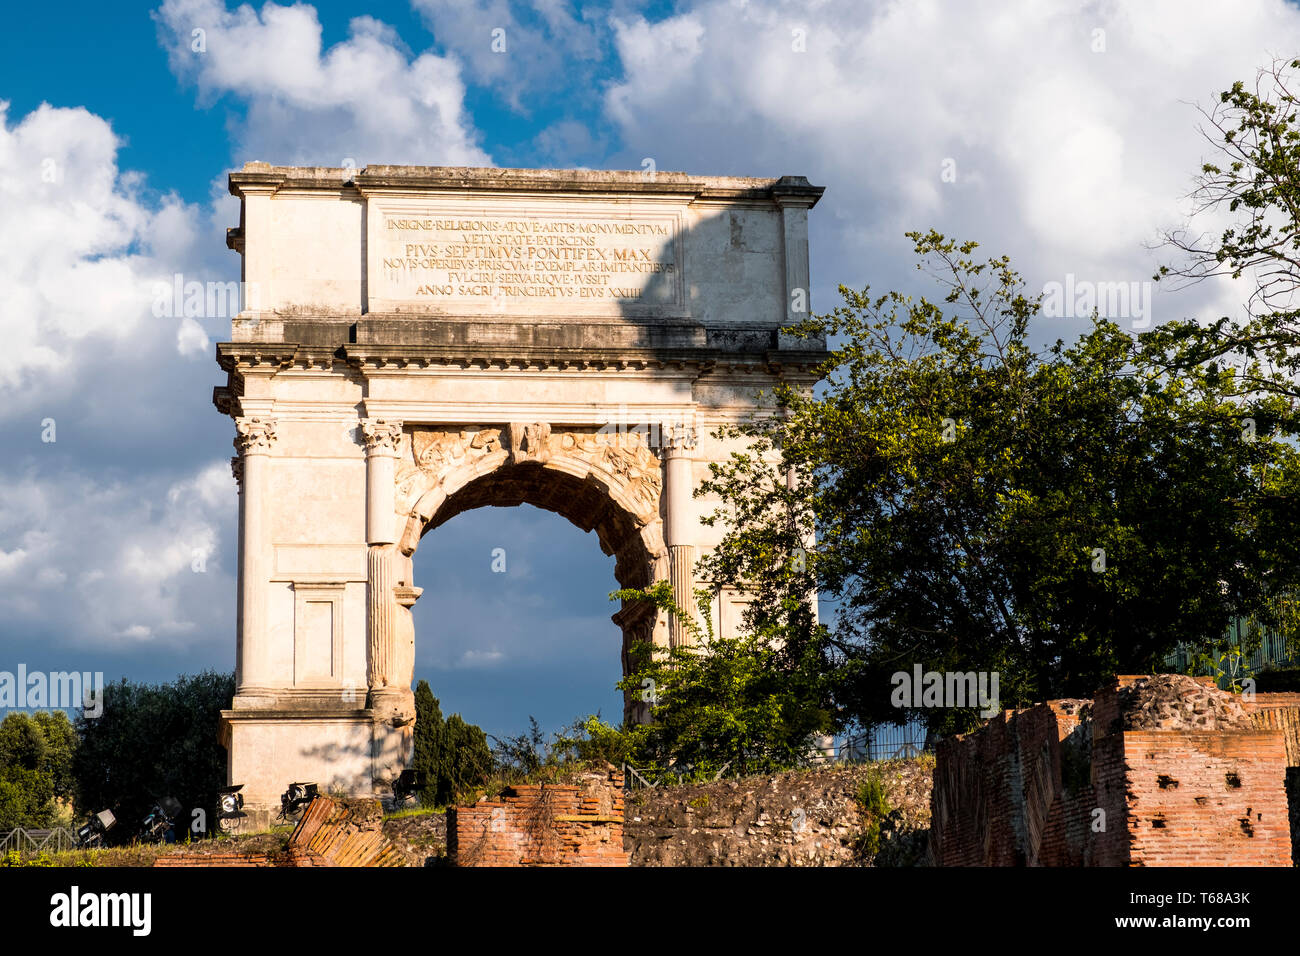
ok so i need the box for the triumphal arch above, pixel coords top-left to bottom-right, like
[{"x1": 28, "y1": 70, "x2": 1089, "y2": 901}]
[{"x1": 214, "y1": 163, "x2": 825, "y2": 819}]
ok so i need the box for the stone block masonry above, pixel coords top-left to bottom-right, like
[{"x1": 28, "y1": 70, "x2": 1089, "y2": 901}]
[
  {"x1": 931, "y1": 674, "x2": 1297, "y2": 866},
  {"x1": 448, "y1": 764, "x2": 627, "y2": 866}
]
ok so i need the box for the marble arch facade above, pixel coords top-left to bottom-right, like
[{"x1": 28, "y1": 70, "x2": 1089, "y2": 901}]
[{"x1": 213, "y1": 164, "x2": 825, "y2": 821}]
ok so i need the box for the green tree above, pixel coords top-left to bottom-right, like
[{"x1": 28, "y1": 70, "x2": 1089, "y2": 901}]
[
  {"x1": 32, "y1": 711, "x2": 77, "y2": 805},
  {"x1": 411, "y1": 679, "x2": 443, "y2": 807},
  {"x1": 1141, "y1": 58, "x2": 1300, "y2": 667},
  {"x1": 73, "y1": 672, "x2": 234, "y2": 840},
  {"x1": 0, "y1": 713, "x2": 56, "y2": 829},
  {"x1": 411, "y1": 680, "x2": 491, "y2": 806},
  {"x1": 0, "y1": 713, "x2": 47, "y2": 772},
  {"x1": 698, "y1": 231, "x2": 1300, "y2": 735},
  {"x1": 1151, "y1": 57, "x2": 1300, "y2": 396},
  {"x1": 441, "y1": 714, "x2": 492, "y2": 804},
  {"x1": 489, "y1": 715, "x2": 547, "y2": 779},
  {"x1": 606, "y1": 581, "x2": 838, "y2": 777},
  {"x1": 550, "y1": 714, "x2": 637, "y2": 768}
]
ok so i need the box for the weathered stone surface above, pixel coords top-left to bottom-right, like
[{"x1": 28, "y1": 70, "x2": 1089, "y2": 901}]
[
  {"x1": 1114, "y1": 673, "x2": 1255, "y2": 731},
  {"x1": 624, "y1": 760, "x2": 932, "y2": 867}
]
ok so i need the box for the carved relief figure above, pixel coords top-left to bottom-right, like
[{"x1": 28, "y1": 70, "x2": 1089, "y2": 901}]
[
  {"x1": 395, "y1": 423, "x2": 665, "y2": 521},
  {"x1": 396, "y1": 427, "x2": 505, "y2": 510},
  {"x1": 507, "y1": 421, "x2": 552, "y2": 463}
]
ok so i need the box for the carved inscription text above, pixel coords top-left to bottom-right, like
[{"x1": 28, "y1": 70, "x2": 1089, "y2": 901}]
[{"x1": 376, "y1": 209, "x2": 680, "y2": 307}]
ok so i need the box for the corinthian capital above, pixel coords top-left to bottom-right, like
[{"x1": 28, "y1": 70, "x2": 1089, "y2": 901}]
[
  {"x1": 234, "y1": 417, "x2": 277, "y2": 455},
  {"x1": 361, "y1": 419, "x2": 404, "y2": 456},
  {"x1": 660, "y1": 419, "x2": 698, "y2": 455}
]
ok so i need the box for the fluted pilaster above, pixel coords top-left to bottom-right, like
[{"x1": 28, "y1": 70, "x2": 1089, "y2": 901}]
[
  {"x1": 662, "y1": 419, "x2": 698, "y2": 648},
  {"x1": 367, "y1": 544, "x2": 397, "y2": 690},
  {"x1": 233, "y1": 417, "x2": 276, "y2": 695}
]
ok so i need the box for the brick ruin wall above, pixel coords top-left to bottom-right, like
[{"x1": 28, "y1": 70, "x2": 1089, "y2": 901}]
[
  {"x1": 931, "y1": 675, "x2": 1299, "y2": 866},
  {"x1": 154, "y1": 763, "x2": 932, "y2": 868},
  {"x1": 447, "y1": 764, "x2": 627, "y2": 867}
]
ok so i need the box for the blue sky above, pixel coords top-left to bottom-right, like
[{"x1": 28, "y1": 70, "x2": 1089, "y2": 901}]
[{"x1": 0, "y1": 0, "x2": 1294, "y2": 741}]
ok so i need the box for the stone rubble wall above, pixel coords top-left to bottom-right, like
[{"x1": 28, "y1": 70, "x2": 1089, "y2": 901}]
[{"x1": 624, "y1": 760, "x2": 932, "y2": 867}]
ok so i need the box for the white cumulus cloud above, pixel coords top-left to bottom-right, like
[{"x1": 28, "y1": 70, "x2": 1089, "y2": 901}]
[
  {"x1": 0, "y1": 461, "x2": 235, "y2": 651},
  {"x1": 0, "y1": 101, "x2": 200, "y2": 396},
  {"x1": 156, "y1": 0, "x2": 491, "y2": 166},
  {"x1": 604, "y1": 0, "x2": 1300, "y2": 332}
]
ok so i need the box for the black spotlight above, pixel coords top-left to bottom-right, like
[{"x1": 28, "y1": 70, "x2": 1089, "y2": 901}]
[
  {"x1": 216, "y1": 784, "x2": 246, "y2": 834},
  {"x1": 279, "y1": 782, "x2": 318, "y2": 820},
  {"x1": 392, "y1": 769, "x2": 426, "y2": 804},
  {"x1": 139, "y1": 796, "x2": 183, "y2": 844},
  {"x1": 76, "y1": 809, "x2": 116, "y2": 849}
]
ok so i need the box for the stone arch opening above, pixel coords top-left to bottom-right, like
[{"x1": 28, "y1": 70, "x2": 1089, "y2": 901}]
[
  {"x1": 414, "y1": 457, "x2": 669, "y2": 719},
  {"x1": 365, "y1": 423, "x2": 671, "y2": 750},
  {"x1": 406, "y1": 496, "x2": 639, "y2": 745},
  {"x1": 419, "y1": 460, "x2": 662, "y2": 589},
  {"x1": 393, "y1": 423, "x2": 669, "y2": 582}
]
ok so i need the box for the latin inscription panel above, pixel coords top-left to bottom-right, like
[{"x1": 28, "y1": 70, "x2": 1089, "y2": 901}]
[{"x1": 367, "y1": 198, "x2": 686, "y2": 316}]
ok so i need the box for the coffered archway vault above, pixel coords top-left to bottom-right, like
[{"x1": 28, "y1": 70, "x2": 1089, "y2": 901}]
[{"x1": 213, "y1": 164, "x2": 825, "y2": 822}]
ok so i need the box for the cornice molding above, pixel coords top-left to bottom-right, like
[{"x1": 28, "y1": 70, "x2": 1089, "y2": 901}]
[
  {"x1": 227, "y1": 162, "x2": 825, "y2": 208},
  {"x1": 336, "y1": 345, "x2": 828, "y2": 376},
  {"x1": 215, "y1": 343, "x2": 340, "y2": 373}
]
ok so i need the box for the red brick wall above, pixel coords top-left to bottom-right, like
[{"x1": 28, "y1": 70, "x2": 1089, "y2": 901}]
[
  {"x1": 1247, "y1": 692, "x2": 1300, "y2": 863},
  {"x1": 1122, "y1": 730, "x2": 1291, "y2": 866},
  {"x1": 448, "y1": 766, "x2": 628, "y2": 867},
  {"x1": 932, "y1": 676, "x2": 1295, "y2": 867},
  {"x1": 932, "y1": 700, "x2": 1095, "y2": 866}
]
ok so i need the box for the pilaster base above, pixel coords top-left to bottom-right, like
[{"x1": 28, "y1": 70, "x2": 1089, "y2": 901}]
[
  {"x1": 368, "y1": 686, "x2": 416, "y2": 727},
  {"x1": 219, "y1": 706, "x2": 414, "y2": 827}
]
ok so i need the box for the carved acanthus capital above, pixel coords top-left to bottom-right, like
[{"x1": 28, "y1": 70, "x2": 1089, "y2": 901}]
[
  {"x1": 361, "y1": 419, "x2": 404, "y2": 456},
  {"x1": 660, "y1": 420, "x2": 698, "y2": 455},
  {"x1": 233, "y1": 417, "x2": 278, "y2": 455}
]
